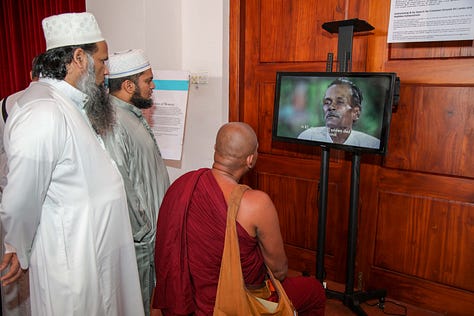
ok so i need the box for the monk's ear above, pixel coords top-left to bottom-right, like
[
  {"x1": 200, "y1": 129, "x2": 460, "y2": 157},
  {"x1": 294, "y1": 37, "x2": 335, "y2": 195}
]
[{"x1": 246, "y1": 153, "x2": 255, "y2": 169}]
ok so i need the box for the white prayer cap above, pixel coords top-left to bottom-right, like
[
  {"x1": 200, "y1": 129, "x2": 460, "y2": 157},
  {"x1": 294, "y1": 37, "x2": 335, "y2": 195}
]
[
  {"x1": 42, "y1": 12, "x2": 104, "y2": 50},
  {"x1": 108, "y1": 49, "x2": 152, "y2": 79}
]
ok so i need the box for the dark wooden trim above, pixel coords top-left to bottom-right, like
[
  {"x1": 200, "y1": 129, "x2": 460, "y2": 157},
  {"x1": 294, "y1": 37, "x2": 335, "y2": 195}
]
[{"x1": 229, "y1": 0, "x2": 243, "y2": 122}]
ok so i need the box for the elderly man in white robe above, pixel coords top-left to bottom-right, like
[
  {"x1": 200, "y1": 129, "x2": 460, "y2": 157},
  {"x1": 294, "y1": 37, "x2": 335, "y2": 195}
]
[
  {"x1": 0, "y1": 12, "x2": 144, "y2": 316},
  {"x1": 102, "y1": 49, "x2": 170, "y2": 316}
]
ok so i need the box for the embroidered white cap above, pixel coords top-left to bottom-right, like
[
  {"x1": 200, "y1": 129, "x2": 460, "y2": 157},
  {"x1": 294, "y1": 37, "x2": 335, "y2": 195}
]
[
  {"x1": 42, "y1": 12, "x2": 104, "y2": 50},
  {"x1": 108, "y1": 49, "x2": 152, "y2": 79}
]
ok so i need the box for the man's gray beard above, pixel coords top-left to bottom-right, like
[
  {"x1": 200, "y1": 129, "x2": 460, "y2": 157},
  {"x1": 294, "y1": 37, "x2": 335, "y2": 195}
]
[{"x1": 77, "y1": 55, "x2": 115, "y2": 136}]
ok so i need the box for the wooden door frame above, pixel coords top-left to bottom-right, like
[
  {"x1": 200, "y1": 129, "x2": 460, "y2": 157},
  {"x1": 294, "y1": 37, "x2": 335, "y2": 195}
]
[{"x1": 229, "y1": 0, "x2": 243, "y2": 122}]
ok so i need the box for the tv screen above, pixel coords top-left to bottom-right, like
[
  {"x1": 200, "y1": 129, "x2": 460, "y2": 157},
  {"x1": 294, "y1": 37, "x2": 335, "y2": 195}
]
[{"x1": 272, "y1": 72, "x2": 397, "y2": 155}]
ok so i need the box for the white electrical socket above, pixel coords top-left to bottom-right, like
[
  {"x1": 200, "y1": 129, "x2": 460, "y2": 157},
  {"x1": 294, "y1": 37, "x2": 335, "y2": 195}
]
[
  {"x1": 189, "y1": 74, "x2": 198, "y2": 84},
  {"x1": 198, "y1": 72, "x2": 208, "y2": 84},
  {"x1": 190, "y1": 72, "x2": 209, "y2": 85}
]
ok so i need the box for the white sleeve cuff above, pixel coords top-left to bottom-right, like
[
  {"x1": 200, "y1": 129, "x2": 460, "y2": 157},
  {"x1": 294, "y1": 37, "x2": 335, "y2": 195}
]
[{"x1": 4, "y1": 243, "x2": 16, "y2": 254}]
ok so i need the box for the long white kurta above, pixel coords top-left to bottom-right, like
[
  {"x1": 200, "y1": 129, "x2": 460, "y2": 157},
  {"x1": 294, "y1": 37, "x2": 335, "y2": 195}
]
[
  {"x1": 0, "y1": 90, "x2": 31, "y2": 316},
  {"x1": 0, "y1": 79, "x2": 145, "y2": 316}
]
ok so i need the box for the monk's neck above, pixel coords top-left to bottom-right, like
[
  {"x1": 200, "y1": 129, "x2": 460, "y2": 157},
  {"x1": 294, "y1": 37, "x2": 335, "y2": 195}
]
[
  {"x1": 211, "y1": 165, "x2": 241, "y2": 184},
  {"x1": 211, "y1": 166, "x2": 245, "y2": 203}
]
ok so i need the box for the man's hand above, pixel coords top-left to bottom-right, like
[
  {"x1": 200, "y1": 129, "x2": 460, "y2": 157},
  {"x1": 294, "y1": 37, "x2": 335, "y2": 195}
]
[{"x1": 0, "y1": 252, "x2": 24, "y2": 286}]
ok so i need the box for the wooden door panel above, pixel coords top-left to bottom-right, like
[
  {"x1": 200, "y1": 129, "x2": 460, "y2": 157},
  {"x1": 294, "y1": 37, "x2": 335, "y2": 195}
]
[
  {"x1": 374, "y1": 191, "x2": 474, "y2": 291},
  {"x1": 385, "y1": 59, "x2": 474, "y2": 85},
  {"x1": 259, "y1": 0, "x2": 369, "y2": 64},
  {"x1": 385, "y1": 84, "x2": 474, "y2": 178},
  {"x1": 257, "y1": 171, "x2": 320, "y2": 249},
  {"x1": 231, "y1": 0, "x2": 474, "y2": 313},
  {"x1": 255, "y1": 153, "x2": 351, "y2": 282},
  {"x1": 369, "y1": 268, "x2": 474, "y2": 316},
  {"x1": 359, "y1": 161, "x2": 474, "y2": 313},
  {"x1": 365, "y1": 6, "x2": 474, "y2": 313},
  {"x1": 256, "y1": 159, "x2": 347, "y2": 253},
  {"x1": 389, "y1": 40, "x2": 474, "y2": 59}
]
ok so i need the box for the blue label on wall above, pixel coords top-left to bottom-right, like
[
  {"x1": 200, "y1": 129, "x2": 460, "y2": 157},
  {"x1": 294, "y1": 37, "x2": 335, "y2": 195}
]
[{"x1": 153, "y1": 80, "x2": 189, "y2": 91}]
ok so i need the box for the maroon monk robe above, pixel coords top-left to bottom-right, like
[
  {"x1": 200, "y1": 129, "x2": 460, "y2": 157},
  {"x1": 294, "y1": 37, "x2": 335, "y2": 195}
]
[
  {"x1": 154, "y1": 168, "x2": 325, "y2": 316},
  {"x1": 153, "y1": 168, "x2": 206, "y2": 315},
  {"x1": 187, "y1": 169, "x2": 266, "y2": 315}
]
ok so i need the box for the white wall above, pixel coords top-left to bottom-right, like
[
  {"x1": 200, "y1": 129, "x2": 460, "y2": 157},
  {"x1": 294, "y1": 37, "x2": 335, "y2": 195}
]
[{"x1": 86, "y1": 0, "x2": 229, "y2": 182}]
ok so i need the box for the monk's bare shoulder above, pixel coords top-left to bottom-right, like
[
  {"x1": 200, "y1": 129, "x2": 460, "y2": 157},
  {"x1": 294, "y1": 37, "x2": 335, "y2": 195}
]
[{"x1": 238, "y1": 188, "x2": 278, "y2": 225}]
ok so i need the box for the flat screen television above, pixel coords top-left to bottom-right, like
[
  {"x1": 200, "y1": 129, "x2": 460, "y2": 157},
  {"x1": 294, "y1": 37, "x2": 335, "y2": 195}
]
[{"x1": 272, "y1": 72, "x2": 397, "y2": 155}]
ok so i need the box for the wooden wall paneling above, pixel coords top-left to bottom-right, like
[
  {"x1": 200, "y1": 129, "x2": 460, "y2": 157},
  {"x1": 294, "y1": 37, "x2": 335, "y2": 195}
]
[
  {"x1": 232, "y1": 0, "x2": 474, "y2": 313},
  {"x1": 375, "y1": 192, "x2": 474, "y2": 291},
  {"x1": 366, "y1": 169, "x2": 474, "y2": 314},
  {"x1": 259, "y1": 0, "x2": 370, "y2": 69},
  {"x1": 229, "y1": 0, "x2": 243, "y2": 121},
  {"x1": 355, "y1": 159, "x2": 383, "y2": 291},
  {"x1": 259, "y1": 0, "x2": 340, "y2": 62},
  {"x1": 376, "y1": 169, "x2": 474, "y2": 214},
  {"x1": 257, "y1": 171, "x2": 319, "y2": 249},
  {"x1": 385, "y1": 84, "x2": 474, "y2": 178},
  {"x1": 358, "y1": 164, "x2": 474, "y2": 314},
  {"x1": 240, "y1": 0, "x2": 261, "y2": 129},
  {"x1": 370, "y1": 268, "x2": 474, "y2": 316},
  {"x1": 243, "y1": 0, "x2": 374, "y2": 130},
  {"x1": 258, "y1": 82, "x2": 276, "y2": 154},
  {"x1": 235, "y1": 0, "x2": 375, "y2": 285},
  {"x1": 367, "y1": 0, "x2": 474, "y2": 84},
  {"x1": 386, "y1": 59, "x2": 474, "y2": 85},
  {"x1": 368, "y1": 2, "x2": 474, "y2": 84},
  {"x1": 360, "y1": 1, "x2": 474, "y2": 313},
  {"x1": 256, "y1": 73, "x2": 356, "y2": 282},
  {"x1": 255, "y1": 153, "x2": 352, "y2": 282},
  {"x1": 390, "y1": 40, "x2": 474, "y2": 59},
  {"x1": 366, "y1": 0, "x2": 392, "y2": 72}
]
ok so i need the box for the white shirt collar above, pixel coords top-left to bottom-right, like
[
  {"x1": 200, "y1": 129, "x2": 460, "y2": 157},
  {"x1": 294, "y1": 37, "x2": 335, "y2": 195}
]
[{"x1": 39, "y1": 78, "x2": 89, "y2": 109}]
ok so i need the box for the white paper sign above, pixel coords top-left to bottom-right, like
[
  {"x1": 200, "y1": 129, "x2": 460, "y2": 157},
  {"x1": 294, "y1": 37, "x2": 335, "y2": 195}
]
[
  {"x1": 143, "y1": 70, "x2": 189, "y2": 161},
  {"x1": 388, "y1": 0, "x2": 474, "y2": 43}
]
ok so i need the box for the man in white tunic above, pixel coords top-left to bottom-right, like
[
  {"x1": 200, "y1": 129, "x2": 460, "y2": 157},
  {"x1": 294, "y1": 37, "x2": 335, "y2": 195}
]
[
  {"x1": 0, "y1": 13, "x2": 144, "y2": 316},
  {"x1": 103, "y1": 49, "x2": 170, "y2": 316},
  {"x1": 0, "y1": 56, "x2": 41, "y2": 316}
]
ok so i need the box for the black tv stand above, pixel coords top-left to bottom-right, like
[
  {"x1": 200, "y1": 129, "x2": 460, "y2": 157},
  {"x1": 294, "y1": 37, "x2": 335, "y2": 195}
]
[
  {"x1": 326, "y1": 288, "x2": 387, "y2": 315},
  {"x1": 317, "y1": 150, "x2": 386, "y2": 315},
  {"x1": 315, "y1": 19, "x2": 387, "y2": 316}
]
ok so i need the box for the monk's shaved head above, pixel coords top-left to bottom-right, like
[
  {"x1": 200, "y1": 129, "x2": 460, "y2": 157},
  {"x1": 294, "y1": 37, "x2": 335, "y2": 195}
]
[{"x1": 214, "y1": 122, "x2": 258, "y2": 170}]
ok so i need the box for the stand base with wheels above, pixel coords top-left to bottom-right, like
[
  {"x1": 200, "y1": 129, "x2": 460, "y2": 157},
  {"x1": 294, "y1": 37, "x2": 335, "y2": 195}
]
[
  {"x1": 327, "y1": 288, "x2": 387, "y2": 316},
  {"x1": 317, "y1": 150, "x2": 387, "y2": 315}
]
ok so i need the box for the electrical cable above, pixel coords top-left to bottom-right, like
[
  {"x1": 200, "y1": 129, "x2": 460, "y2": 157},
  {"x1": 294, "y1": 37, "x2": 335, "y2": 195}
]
[{"x1": 364, "y1": 299, "x2": 408, "y2": 316}]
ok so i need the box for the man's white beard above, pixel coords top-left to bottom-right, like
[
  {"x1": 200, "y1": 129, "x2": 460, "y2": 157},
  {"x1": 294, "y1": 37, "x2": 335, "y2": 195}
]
[{"x1": 77, "y1": 54, "x2": 114, "y2": 136}]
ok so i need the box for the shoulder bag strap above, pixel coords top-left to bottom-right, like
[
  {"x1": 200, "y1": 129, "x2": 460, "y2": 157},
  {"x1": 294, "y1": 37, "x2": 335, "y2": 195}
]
[{"x1": 213, "y1": 184, "x2": 250, "y2": 315}]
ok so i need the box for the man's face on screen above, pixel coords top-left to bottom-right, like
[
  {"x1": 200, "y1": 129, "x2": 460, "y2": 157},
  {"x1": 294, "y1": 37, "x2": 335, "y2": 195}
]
[{"x1": 323, "y1": 84, "x2": 360, "y2": 130}]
